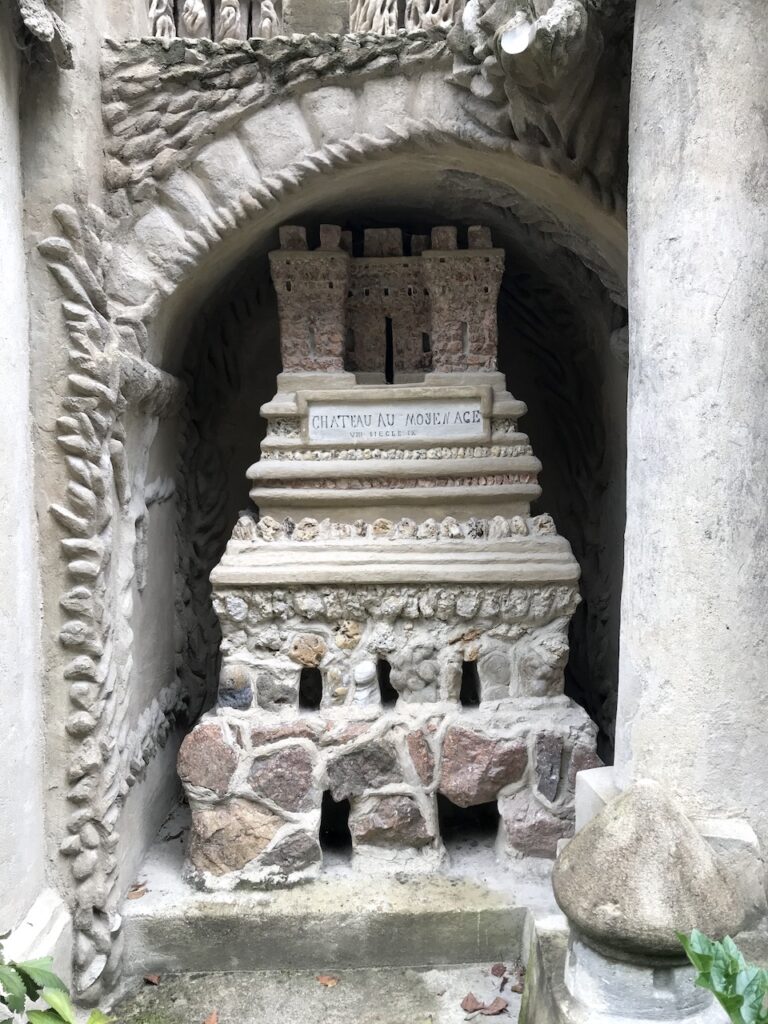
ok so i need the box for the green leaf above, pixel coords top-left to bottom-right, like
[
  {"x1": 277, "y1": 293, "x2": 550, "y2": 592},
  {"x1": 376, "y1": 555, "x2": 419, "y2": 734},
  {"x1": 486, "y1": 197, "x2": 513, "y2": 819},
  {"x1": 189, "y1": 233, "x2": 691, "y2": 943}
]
[
  {"x1": 0, "y1": 963, "x2": 28, "y2": 1013},
  {"x1": 679, "y1": 931, "x2": 768, "y2": 1024},
  {"x1": 15, "y1": 956, "x2": 68, "y2": 995},
  {"x1": 28, "y1": 1011, "x2": 68, "y2": 1023},
  {"x1": 41, "y1": 987, "x2": 77, "y2": 1024},
  {"x1": 87, "y1": 1011, "x2": 116, "y2": 1024}
]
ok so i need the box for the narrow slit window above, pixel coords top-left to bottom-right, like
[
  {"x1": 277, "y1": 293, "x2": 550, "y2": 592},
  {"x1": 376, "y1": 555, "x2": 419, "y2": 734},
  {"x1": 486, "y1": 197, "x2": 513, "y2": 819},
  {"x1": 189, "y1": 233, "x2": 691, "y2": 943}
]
[
  {"x1": 299, "y1": 667, "x2": 323, "y2": 710},
  {"x1": 377, "y1": 659, "x2": 398, "y2": 706},
  {"x1": 385, "y1": 316, "x2": 394, "y2": 384},
  {"x1": 460, "y1": 661, "x2": 480, "y2": 707}
]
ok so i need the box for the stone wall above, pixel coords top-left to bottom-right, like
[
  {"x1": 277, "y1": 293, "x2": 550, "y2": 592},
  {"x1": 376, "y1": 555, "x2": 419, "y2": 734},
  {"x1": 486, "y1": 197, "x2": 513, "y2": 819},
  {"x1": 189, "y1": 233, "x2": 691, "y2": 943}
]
[
  {"x1": 180, "y1": 698, "x2": 598, "y2": 887},
  {"x1": 0, "y1": 1, "x2": 48, "y2": 942}
]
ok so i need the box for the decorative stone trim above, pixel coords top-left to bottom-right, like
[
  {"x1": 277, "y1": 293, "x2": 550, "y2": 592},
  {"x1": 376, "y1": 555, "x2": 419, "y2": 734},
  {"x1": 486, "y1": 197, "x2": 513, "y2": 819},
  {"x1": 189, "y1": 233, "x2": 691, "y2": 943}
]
[
  {"x1": 260, "y1": 443, "x2": 533, "y2": 461},
  {"x1": 101, "y1": 32, "x2": 451, "y2": 197},
  {"x1": 254, "y1": 472, "x2": 538, "y2": 490},
  {"x1": 39, "y1": 205, "x2": 186, "y2": 998},
  {"x1": 230, "y1": 513, "x2": 558, "y2": 544}
]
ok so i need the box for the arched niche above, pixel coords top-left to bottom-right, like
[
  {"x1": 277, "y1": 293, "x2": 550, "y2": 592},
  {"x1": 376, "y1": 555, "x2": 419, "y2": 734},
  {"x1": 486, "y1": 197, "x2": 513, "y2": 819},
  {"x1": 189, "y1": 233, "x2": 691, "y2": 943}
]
[{"x1": 151, "y1": 191, "x2": 625, "y2": 752}]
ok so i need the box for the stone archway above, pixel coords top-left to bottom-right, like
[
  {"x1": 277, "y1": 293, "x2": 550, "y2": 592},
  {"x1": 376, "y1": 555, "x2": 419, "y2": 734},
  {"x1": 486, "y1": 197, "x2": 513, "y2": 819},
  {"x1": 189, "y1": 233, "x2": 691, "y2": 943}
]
[{"x1": 39, "y1": 28, "x2": 628, "y2": 998}]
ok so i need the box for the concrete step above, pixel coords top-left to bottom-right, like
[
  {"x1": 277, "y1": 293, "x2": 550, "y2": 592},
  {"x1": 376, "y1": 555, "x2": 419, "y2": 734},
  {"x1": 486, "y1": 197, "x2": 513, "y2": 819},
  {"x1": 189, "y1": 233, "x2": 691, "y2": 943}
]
[
  {"x1": 112, "y1": 964, "x2": 525, "y2": 1024},
  {"x1": 121, "y1": 806, "x2": 558, "y2": 980}
]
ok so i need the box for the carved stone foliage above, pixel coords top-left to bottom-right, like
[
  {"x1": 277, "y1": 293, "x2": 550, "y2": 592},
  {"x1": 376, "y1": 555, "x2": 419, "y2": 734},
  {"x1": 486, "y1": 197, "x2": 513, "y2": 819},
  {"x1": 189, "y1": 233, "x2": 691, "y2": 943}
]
[
  {"x1": 40, "y1": 206, "x2": 186, "y2": 998},
  {"x1": 101, "y1": 32, "x2": 450, "y2": 197},
  {"x1": 11, "y1": 0, "x2": 73, "y2": 67},
  {"x1": 447, "y1": 0, "x2": 632, "y2": 203}
]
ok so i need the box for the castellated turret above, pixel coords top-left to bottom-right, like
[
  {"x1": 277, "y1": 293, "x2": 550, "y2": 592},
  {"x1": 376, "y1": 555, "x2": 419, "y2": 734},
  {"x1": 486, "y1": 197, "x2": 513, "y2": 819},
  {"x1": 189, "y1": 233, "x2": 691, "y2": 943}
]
[{"x1": 269, "y1": 224, "x2": 505, "y2": 377}]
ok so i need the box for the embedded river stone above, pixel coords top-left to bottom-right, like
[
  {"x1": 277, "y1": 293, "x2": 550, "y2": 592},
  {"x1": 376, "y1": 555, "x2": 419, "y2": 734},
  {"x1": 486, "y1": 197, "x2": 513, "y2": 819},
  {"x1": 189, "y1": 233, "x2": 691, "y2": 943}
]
[
  {"x1": 553, "y1": 780, "x2": 748, "y2": 960},
  {"x1": 177, "y1": 723, "x2": 237, "y2": 798},
  {"x1": 499, "y1": 789, "x2": 571, "y2": 858},
  {"x1": 534, "y1": 732, "x2": 564, "y2": 803},
  {"x1": 407, "y1": 729, "x2": 436, "y2": 786},
  {"x1": 189, "y1": 799, "x2": 283, "y2": 876},
  {"x1": 439, "y1": 727, "x2": 527, "y2": 807},
  {"x1": 261, "y1": 830, "x2": 322, "y2": 875},
  {"x1": 351, "y1": 796, "x2": 432, "y2": 848},
  {"x1": 250, "y1": 721, "x2": 322, "y2": 747},
  {"x1": 248, "y1": 746, "x2": 316, "y2": 812},
  {"x1": 326, "y1": 741, "x2": 401, "y2": 801}
]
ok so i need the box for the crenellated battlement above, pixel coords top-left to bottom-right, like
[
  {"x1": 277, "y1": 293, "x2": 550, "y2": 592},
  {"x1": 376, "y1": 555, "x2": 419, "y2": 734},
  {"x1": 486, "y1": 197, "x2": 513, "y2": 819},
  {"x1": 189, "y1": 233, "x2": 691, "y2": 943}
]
[{"x1": 269, "y1": 224, "x2": 504, "y2": 377}]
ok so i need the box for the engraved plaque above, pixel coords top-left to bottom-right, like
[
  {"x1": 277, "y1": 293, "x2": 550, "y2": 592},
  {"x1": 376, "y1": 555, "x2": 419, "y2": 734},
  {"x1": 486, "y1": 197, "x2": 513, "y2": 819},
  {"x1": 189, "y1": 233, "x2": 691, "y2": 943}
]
[{"x1": 307, "y1": 398, "x2": 485, "y2": 444}]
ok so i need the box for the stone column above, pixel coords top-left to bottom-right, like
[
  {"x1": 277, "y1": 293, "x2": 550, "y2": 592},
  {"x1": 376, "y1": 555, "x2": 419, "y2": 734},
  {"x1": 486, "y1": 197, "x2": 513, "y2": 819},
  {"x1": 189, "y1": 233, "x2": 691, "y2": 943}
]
[
  {"x1": 520, "y1": 8, "x2": 768, "y2": 1023},
  {"x1": 615, "y1": 0, "x2": 768, "y2": 843}
]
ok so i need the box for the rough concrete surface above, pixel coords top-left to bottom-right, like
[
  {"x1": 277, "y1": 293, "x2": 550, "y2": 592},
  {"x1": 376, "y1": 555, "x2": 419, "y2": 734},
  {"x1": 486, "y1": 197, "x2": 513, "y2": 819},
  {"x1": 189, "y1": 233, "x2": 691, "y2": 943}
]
[
  {"x1": 113, "y1": 964, "x2": 523, "y2": 1024},
  {"x1": 553, "y1": 781, "x2": 747, "y2": 961},
  {"x1": 119, "y1": 805, "x2": 557, "y2": 984}
]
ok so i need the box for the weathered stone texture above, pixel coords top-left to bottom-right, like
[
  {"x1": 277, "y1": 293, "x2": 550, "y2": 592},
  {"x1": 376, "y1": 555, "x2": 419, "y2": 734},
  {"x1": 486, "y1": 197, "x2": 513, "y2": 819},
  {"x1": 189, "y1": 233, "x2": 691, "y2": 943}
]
[
  {"x1": 248, "y1": 746, "x2": 316, "y2": 812},
  {"x1": 534, "y1": 732, "x2": 564, "y2": 803},
  {"x1": 189, "y1": 799, "x2": 282, "y2": 875},
  {"x1": 499, "y1": 790, "x2": 571, "y2": 859},
  {"x1": 439, "y1": 727, "x2": 527, "y2": 807},
  {"x1": 177, "y1": 723, "x2": 237, "y2": 797},
  {"x1": 250, "y1": 721, "x2": 322, "y2": 746},
  {"x1": 261, "y1": 830, "x2": 322, "y2": 875},
  {"x1": 102, "y1": 34, "x2": 450, "y2": 197},
  {"x1": 553, "y1": 781, "x2": 749, "y2": 959},
  {"x1": 351, "y1": 796, "x2": 432, "y2": 848},
  {"x1": 406, "y1": 729, "x2": 435, "y2": 786},
  {"x1": 326, "y1": 741, "x2": 401, "y2": 800},
  {"x1": 288, "y1": 633, "x2": 327, "y2": 667}
]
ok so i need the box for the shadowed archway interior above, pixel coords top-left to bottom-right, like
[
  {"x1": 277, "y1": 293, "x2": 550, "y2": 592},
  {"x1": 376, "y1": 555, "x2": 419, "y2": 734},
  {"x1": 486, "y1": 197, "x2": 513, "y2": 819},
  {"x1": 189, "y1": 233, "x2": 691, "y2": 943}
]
[{"x1": 169, "y1": 199, "x2": 626, "y2": 754}]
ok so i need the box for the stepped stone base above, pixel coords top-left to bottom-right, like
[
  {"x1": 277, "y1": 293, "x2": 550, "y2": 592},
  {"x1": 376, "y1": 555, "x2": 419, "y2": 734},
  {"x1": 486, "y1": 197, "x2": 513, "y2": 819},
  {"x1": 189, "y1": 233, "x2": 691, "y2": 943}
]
[{"x1": 178, "y1": 697, "x2": 597, "y2": 890}]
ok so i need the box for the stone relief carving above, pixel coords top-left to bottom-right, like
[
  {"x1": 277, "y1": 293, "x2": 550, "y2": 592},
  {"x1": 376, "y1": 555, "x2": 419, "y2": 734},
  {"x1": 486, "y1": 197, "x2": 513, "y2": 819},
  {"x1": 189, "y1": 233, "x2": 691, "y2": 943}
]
[
  {"x1": 147, "y1": 0, "x2": 283, "y2": 42},
  {"x1": 11, "y1": 0, "x2": 73, "y2": 67},
  {"x1": 40, "y1": 204, "x2": 186, "y2": 998},
  {"x1": 447, "y1": 0, "x2": 632, "y2": 199},
  {"x1": 101, "y1": 34, "x2": 451, "y2": 199},
  {"x1": 350, "y1": 0, "x2": 463, "y2": 33}
]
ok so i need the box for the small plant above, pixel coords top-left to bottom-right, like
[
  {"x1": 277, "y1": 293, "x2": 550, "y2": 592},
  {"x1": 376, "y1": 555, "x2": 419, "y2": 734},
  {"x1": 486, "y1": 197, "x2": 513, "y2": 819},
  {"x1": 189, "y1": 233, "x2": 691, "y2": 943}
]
[
  {"x1": 0, "y1": 945, "x2": 112, "y2": 1024},
  {"x1": 679, "y1": 930, "x2": 768, "y2": 1024}
]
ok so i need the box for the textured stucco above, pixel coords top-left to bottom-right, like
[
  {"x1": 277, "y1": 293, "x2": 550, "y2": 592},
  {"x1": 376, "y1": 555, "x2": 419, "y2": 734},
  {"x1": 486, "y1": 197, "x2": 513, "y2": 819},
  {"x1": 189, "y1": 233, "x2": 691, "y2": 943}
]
[
  {"x1": 616, "y1": 0, "x2": 768, "y2": 844},
  {"x1": 0, "y1": 2, "x2": 47, "y2": 936}
]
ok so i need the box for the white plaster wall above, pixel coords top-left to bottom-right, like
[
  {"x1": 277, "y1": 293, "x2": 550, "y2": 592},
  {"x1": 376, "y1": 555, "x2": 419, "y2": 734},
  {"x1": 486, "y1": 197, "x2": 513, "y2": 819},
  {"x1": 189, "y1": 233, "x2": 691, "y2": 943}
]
[{"x1": 0, "y1": 6, "x2": 47, "y2": 935}]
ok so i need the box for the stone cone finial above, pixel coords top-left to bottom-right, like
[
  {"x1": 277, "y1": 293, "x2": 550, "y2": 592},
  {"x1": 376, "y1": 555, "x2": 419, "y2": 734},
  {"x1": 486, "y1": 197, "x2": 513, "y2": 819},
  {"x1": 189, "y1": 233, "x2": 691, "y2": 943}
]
[{"x1": 553, "y1": 779, "x2": 747, "y2": 962}]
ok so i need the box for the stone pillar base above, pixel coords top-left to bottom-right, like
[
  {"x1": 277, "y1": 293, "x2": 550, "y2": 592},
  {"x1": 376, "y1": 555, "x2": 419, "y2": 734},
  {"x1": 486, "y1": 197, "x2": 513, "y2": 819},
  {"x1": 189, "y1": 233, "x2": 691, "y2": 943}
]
[{"x1": 522, "y1": 928, "x2": 721, "y2": 1024}]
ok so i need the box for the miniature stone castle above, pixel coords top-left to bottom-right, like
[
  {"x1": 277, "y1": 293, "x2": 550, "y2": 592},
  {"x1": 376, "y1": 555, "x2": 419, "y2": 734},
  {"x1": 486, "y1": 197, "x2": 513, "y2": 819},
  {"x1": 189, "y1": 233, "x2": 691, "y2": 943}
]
[{"x1": 177, "y1": 224, "x2": 598, "y2": 888}]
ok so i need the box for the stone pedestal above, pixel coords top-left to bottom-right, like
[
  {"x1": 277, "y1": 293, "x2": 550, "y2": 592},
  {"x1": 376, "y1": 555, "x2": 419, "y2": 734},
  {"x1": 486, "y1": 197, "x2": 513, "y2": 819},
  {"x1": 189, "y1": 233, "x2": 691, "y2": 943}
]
[
  {"x1": 178, "y1": 224, "x2": 598, "y2": 888},
  {"x1": 563, "y1": 938, "x2": 720, "y2": 1024}
]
